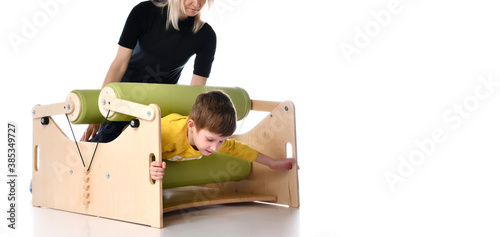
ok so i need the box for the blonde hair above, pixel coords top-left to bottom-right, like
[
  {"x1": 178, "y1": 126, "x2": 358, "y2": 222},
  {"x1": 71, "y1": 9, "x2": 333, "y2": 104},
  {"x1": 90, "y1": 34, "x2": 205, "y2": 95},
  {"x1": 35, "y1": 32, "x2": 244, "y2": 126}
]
[{"x1": 151, "y1": 0, "x2": 213, "y2": 34}]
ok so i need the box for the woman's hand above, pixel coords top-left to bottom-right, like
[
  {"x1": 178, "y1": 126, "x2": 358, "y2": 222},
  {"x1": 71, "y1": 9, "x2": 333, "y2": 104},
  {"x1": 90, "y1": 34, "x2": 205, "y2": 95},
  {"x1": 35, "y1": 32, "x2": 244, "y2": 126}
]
[{"x1": 80, "y1": 124, "x2": 100, "y2": 141}]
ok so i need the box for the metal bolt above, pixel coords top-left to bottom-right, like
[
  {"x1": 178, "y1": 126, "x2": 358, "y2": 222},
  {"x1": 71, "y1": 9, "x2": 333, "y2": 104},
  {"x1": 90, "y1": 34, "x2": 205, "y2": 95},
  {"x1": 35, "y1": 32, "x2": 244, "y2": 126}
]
[
  {"x1": 106, "y1": 173, "x2": 110, "y2": 179},
  {"x1": 32, "y1": 110, "x2": 36, "y2": 115},
  {"x1": 69, "y1": 169, "x2": 73, "y2": 175},
  {"x1": 101, "y1": 99, "x2": 106, "y2": 105},
  {"x1": 147, "y1": 111, "x2": 151, "y2": 117},
  {"x1": 284, "y1": 106, "x2": 289, "y2": 111},
  {"x1": 65, "y1": 104, "x2": 71, "y2": 110}
]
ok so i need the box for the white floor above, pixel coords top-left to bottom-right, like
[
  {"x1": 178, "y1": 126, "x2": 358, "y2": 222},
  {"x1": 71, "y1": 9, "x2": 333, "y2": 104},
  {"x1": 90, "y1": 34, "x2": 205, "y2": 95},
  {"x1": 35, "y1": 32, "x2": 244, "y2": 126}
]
[
  {"x1": 7, "y1": 159, "x2": 500, "y2": 237},
  {"x1": 23, "y1": 198, "x2": 302, "y2": 237}
]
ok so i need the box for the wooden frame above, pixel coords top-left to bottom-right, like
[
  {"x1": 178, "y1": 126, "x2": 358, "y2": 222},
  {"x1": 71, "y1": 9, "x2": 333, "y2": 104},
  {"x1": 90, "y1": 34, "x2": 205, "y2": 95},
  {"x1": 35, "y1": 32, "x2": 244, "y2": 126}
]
[{"x1": 32, "y1": 95, "x2": 299, "y2": 228}]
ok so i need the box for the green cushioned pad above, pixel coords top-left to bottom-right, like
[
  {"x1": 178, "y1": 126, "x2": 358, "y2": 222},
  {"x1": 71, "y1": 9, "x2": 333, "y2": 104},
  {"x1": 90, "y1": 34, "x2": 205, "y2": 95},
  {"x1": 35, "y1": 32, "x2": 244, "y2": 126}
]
[
  {"x1": 105, "y1": 83, "x2": 251, "y2": 122},
  {"x1": 162, "y1": 152, "x2": 251, "y2": 189},
  {"x1": 70, "y1": 90, "x2": 104, "y2": 124}
]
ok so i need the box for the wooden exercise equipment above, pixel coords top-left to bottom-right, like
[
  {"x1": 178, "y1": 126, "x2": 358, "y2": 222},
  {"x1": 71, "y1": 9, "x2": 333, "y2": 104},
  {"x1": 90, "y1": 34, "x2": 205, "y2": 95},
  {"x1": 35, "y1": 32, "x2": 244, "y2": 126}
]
[{"x1": 31, "y1": 83, "x2": 299, "y2": 228}]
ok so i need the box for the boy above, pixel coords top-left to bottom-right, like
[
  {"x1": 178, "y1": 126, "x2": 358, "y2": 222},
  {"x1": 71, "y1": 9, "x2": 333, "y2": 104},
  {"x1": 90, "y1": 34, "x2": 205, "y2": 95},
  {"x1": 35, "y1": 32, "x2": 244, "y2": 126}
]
[{"x1": 150, "y1": 90, "x2": 296, "y2": 180}]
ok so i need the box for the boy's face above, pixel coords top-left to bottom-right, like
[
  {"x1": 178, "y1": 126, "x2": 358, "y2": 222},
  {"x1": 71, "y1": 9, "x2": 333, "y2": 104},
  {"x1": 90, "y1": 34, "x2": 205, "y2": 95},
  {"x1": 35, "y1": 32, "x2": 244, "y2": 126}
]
[{"x1": 187, "y1": 119, "x2": 229, "y2": 156}]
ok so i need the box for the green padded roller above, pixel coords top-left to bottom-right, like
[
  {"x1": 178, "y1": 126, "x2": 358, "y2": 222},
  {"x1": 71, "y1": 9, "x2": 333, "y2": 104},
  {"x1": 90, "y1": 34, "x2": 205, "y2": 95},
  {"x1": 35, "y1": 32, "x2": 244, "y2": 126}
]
[
  {"x1": 103, "y1": 83, "x2": 251, "y2": 122},
  {"x1": 70, "y1": 84, "x2": 253, "y2": 187},
  {"x1": 162, "y1": 152, "x2": 251, "y2": 189},
  {"x1": 69, "y1": 90, "x2": 105, "y2": 124}
]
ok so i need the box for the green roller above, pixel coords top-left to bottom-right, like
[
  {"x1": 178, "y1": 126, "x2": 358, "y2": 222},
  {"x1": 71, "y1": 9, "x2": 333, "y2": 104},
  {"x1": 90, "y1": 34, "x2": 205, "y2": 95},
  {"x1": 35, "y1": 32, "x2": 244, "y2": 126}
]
[
  {"x1": 162, "y1": 152, "x2": 251, "y2": 189},
  {"x1": 69, "y1": 90, "x2": 105, "y2": 124},
  {"x1": 104, "y1": 83, "x2": 251, "y2": 122},
  {"x1": 69, "y1": 84, "x2": 253, "y2": 187}
]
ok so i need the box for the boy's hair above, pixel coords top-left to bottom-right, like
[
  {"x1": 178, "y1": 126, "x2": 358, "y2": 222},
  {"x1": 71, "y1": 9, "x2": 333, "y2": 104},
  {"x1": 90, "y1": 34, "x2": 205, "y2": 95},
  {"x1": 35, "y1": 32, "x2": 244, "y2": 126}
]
[{"x1": 189, "y1": 90, "x2": 237, "y2": 137}]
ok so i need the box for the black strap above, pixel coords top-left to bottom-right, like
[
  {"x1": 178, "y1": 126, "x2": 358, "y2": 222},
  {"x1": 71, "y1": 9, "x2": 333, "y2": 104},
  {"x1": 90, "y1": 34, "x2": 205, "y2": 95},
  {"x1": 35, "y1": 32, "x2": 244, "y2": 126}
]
[
  {"x1": 86, "y1": 110, "x2": 110, "y2": 171},
  {"x1": 65, "y1": 110, "x2": 111, "y2": 171},
  {"x1": 66, "y1": 114, "x2": 86, "y2": 168}
]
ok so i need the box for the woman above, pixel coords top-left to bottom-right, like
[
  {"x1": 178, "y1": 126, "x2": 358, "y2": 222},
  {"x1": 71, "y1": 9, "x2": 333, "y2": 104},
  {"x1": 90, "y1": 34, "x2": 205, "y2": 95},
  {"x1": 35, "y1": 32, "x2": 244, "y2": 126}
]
[{"x1": 81, "y1": 0, "x2": 216, "y2": 142}]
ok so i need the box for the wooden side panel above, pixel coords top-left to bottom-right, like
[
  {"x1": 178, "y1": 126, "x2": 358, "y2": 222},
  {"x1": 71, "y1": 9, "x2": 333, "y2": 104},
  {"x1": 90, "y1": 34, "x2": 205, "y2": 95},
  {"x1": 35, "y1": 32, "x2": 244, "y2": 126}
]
[
  {"x1": 32, "y1": 105, "x2": 164, "y2": 228},
  {"x1": 206, "y1": 101, "x2": 300, "y2": 207}
]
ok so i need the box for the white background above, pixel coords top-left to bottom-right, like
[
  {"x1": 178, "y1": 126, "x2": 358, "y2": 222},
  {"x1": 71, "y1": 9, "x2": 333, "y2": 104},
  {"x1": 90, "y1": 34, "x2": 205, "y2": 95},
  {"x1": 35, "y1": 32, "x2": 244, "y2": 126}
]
[{"x1": 2, "y1": 0, "x2": 500, "y2": 236}]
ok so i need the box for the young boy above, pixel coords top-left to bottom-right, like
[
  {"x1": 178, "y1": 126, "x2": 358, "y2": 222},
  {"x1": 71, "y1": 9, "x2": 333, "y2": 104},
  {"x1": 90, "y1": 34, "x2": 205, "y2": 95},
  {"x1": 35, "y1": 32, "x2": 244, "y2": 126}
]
[{"x1": 150, "y1": 90, "x2": 296, "y2": 180}]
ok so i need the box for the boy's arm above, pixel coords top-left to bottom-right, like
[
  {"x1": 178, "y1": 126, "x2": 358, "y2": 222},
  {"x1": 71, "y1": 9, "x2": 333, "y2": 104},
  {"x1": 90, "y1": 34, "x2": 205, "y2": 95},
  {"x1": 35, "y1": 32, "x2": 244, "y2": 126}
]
[
  {"x1": 219, "y1": 139, "x2": 259, "y2": 162},
  {"x1": 220, "y1": 139, "x2": 296, "y2": 170},
  {"x1": 255, "y1": 153, "x2": 296, "y2": 170}
]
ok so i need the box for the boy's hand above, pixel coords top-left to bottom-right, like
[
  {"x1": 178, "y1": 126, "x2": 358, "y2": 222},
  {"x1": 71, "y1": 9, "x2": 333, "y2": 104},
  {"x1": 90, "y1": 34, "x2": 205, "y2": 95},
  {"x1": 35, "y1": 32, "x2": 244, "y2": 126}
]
[
  {"x1": 269, "y1": 158, "x2": 296, "y2": 170},
  {"x1": 150, "y1": 161, "x2": 166, "y2": 180},
  {"x1": 256, "y1": 153, "x2": 297, "y2": 170}
]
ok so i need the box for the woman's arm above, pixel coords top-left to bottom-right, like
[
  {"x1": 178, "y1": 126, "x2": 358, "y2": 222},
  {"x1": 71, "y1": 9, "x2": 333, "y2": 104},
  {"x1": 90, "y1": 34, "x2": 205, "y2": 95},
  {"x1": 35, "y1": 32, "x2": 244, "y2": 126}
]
[
  {"x1": 101, "y1": 45, "x2": 133, "y2": 88},
  {"x1": 80, "y1": 46, "x2": 133, "y2": 141},
  {"x1": 190, "y1": 74, "x2": 208, "y2": 85}
]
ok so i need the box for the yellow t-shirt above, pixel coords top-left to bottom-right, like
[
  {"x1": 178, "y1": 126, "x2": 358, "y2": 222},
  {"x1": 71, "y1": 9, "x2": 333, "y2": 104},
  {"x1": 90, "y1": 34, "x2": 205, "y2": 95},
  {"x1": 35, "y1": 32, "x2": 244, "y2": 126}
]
[{"x1": 161, "y1": 113, "x2": 258, "y2": 162}]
